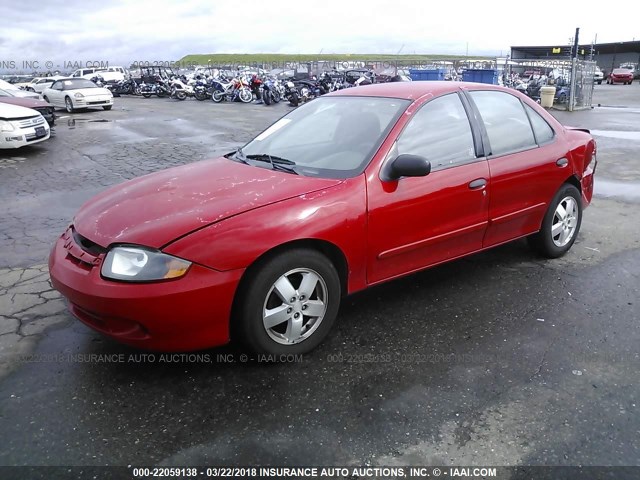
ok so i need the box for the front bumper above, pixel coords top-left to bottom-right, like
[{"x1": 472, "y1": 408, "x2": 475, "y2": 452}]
[
  {"x1": 0, "y1": 123, "x2": 50, "y2": 149},
  {"x1": 73, "y1": 96, "x2": 114, "y2": 108},
  {"x1": 48, "y1": 227, "x2": 243, "y2": 351}
]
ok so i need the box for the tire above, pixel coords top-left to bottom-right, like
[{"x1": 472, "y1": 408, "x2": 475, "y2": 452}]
[
  {"x1": 273, "y1": 91, "x2": 281, "y2": 103},
  {"x1": 289, "y1": 92, "x2": 299, "y2": 106},
  {"x1": 263, "y1": 90, "x2": 272, "y2": 105},
  {"x1": 142, "y1": 92, "x2": 152, "y2": 98},
  {"x1": 597, "y1": 80, "x2": 602, "y2": 85},
  {"x1": 176, "y1": 91, "x2": 187, "y2": 100},
  {"x1": 194, "y1": 89, "x2": 207, "y2": 101},
  {"x1": 103, "y1": 106, "x2": 112, "y2": 111},
  {"x1": 527, "y1": 184, "x2": 582, "y2": 258},
  {"x1": 65, "y1": 97, "x2": 74, "y2": 113},
  {"x1": 236, "y1": 249, "x2": 341, "y2": 355},
  {"x1": 239, "y1": 88, "x2": 253, "y2": 103},
  {"x1": 212, "y1": 91, "x2": 224, "y2": 103},
  {"x1": 156, "y1": 90, "x2": 167, "y2": 98}
]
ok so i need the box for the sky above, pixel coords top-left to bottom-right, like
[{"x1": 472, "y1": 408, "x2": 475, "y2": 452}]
[{"x1": 0, "y1": 0, "x2": 637, "y2": 72}]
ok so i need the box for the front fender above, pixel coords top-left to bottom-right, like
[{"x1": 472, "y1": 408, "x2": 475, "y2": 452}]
[{"x1": 163, "y1": 176, "x2": 368, "y2": 294}]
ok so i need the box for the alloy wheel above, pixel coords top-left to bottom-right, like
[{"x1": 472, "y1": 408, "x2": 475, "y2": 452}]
[{"x1": 262, "y1": 268, "x2": 328, "y2": 345}]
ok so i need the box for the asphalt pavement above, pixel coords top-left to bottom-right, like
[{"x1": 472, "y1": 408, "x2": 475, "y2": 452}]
[{"x1": 0, "y1": 85, "x2": 638, "y2": 474}]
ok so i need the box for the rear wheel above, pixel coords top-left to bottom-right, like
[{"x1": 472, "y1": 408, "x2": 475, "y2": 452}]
[
  {"x1": 528, "y1": 184, "x2": 582, "y2": 258},
  {"x1": 236, "y1": 249, "x2": 341, "y2": 355},
  {"x1": 212, "y1": 91, "x2": 224, "y2": 103}
]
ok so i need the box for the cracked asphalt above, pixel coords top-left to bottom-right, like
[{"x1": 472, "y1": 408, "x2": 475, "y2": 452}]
[{"x1": 0, "y1": 86, "x2": 639, "y2": 474}]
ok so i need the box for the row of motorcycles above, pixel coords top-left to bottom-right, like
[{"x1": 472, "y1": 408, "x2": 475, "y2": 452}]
[
  {"x1": 506, "y1": 74, "x2": 571, "y2": 104},
  {"x1": 91, "y1": 70, "x2": 372, "y2": 107}
]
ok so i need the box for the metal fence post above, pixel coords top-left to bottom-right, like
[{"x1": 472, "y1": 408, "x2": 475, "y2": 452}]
[{"x1": 569, "y1": 58, "x2": 577, "y2": 112}]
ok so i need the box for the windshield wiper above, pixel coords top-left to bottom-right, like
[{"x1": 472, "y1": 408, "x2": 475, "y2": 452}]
[
  {"x1": 225, "y1": 147, "x2": 249, "y2": 164},
  {"x1": 245, "y1": 154, "x2": 296, "y2": 165},
  {"x1": 245, "y1": 154, "x2": 299, "y2": 174}
]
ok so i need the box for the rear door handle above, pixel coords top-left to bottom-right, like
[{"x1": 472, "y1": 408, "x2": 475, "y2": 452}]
[
  {"x1": 556, "y1": 157, "x2": 569, "y2": 167},
  {"x1": 468, "y1": 178, "x2": 487, "y2": 189}
]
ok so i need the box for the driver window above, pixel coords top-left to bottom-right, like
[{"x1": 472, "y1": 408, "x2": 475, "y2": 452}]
[{"x1": 396, "y1": 93, "x2": 476, "y2": 170}]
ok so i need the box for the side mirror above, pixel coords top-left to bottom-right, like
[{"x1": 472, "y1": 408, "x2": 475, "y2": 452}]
[{"x1": 382, "y1": 154, "x2": 431, "y2": 181}]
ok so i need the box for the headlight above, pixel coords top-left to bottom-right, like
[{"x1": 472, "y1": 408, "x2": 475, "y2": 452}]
[
  {"x1": 101, "y1": 246, "x2": 191, "y2": 282},
  {"x1": 0, "y1": 120, "x2": 15, "y2": 132},
  {"x1": 74, "y1": 92, "x2": 84, "y2": 98}
]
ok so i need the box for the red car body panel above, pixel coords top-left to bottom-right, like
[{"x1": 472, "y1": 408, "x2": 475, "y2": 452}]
[
  {"x1": 73, "y1": 157, "x2": 343, "y2": 249},
  {"x1": 49, "y1": 82, "x2": 597, "y2": 351}
]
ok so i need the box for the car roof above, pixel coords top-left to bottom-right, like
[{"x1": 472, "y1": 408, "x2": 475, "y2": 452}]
[{"x1": 327, "y1": 81, "x2": 503, "y2": 100}]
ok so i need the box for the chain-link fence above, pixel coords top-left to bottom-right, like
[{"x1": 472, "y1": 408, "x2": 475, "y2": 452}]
[{"x1": 498, "y1": 58, "x2": 595, "y2": 110}]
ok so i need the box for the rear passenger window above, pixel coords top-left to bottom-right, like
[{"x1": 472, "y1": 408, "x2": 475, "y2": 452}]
[
  {"x1": 470, "y1": 91, "x2": 536, "y2": 156},
  {"x1": 524, "y1": 104, "x2": 555, "y2": 144}
]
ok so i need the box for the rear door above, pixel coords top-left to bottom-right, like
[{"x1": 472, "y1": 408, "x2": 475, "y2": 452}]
[
  {"x1": 465, "y1": 89, "x2": 570, "y2": 247},
  {"x1": 367, "y1": 92, "x2": 490, "y2": 284}
]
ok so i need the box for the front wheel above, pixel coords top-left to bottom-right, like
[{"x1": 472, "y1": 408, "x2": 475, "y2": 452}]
[
  {"x1": 263, "y1": 90, "x2": 272, "y2": 105},
  {"x1": 142, "y1": 92, "x2": 152, "y2": 98},
  {"x1": 65, "y1": 97, "x2": 74, "y2": 113},
  {"x1": 235, "y1": 249, "x2": 341, "y2": 355},
  {"x1": 194, "y1": 89, "x2": 208, "y2": 101},
  {"x1": 289, "y1": 92, "x2": 299, "y2": 106},
  {"x1": 103, "y1": 106, "x2": 112, "y2": 111},
  {"x1": 175, "y1": 91, "x2": 187, "y2": 100},
  {"x1": 528, "y1": 184, "x2": 582, "y2": 258},
  {"x1": 238, "y1": 88, "x2": 253, "y2": 103}
]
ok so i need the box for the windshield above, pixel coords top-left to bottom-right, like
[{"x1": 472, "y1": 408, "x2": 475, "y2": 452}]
[
  {"x1": 240, "y1": 96, "x2": 409, "y2": 179},
  {"x1": 64, "y1": 79, "x2": 99, "y2": 89}
]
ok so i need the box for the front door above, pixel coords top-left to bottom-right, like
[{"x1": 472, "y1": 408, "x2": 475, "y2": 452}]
[{"x1": 367, "y1": 92, "x2": 490, "y2": 284}]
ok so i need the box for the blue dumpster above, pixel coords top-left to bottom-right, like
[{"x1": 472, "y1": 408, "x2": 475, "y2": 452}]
[
  {"x1": 462, "y1": 69, "x2": 498, "y2": 84},
  {"x1": 409, "y1": 68, "x2": 447, "y2": 81}
]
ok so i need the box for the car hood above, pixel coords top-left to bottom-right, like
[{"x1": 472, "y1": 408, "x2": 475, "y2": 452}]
[
  {"x1": 2, "y1": 89, "x2": 41, "y2": 99},
  {"x1": 0, "y1": 102, "x2": 41, "y2": 119},
  {"x1": 74, "y1": 157, "x2": 343, "y2": 249},
  {"x1": 0, "y1": 97, "x2": 49, "y2": 109}
]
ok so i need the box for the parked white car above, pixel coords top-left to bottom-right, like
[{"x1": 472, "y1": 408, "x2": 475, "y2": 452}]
[
  {"x1": 0, "y1": 103, "x2": 51, "y2": 149},
  {"x1": 594, "y1": 67, "x2": 604, "y2": 84},
  {"x1": 42, "y1": 78, "x2": 114, "y2": 113},
  {"x1": 0, "y1": 79, "x2": 42, "y2": 99},
  {"x1": 26, "y1": 76, "x2": 67, "y2": 94},
  {"x1": 71, "y1": 66, "x2": 126, "y2": 82}
]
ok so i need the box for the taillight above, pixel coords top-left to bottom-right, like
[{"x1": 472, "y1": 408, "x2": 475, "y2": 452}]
[{"x1": 587, "y1": 143, "x2": 597, "y2": 172}]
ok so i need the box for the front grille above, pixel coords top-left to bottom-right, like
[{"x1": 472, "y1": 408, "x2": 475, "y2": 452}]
[
  {"x1": 72, "y1": 228, "x2": 106, "y2": 256},
  {"x1": 17, "y1": 116, "x2": 44, "y2": 128}
]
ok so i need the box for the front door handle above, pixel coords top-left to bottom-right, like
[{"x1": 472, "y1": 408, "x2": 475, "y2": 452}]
[
  {"x1": 556, "y1": 157, "x2": 569, "y2": 167},
  {"x1": 468, "y1": 178, "x2": 487, "y2": 190}
]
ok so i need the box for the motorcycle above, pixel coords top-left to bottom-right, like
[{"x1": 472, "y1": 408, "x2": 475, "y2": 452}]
[
  {"x1": 170, "y1": 76, "x2": 194, "y2": 101},
  {"x1": 261, "y1": 77, "x2": 282, "y2": 105},
  {"x1": 140, "y1": 81, "x2": 157, "y2": 98},
  {"x1": 211, "y1": 76, "x2": 252, "y2": 103},
  {"x1": 285, "y1": 78, "x2": 320, "y2": 106},
  {"x1": 155, "y1": 78, "x2": 171, "y2": 98},
  {"x1": 193, "y1": 76, "x2": 214, "y2": 101}
]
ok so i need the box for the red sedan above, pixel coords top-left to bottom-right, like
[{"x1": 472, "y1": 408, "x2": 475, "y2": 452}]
[
  {"x1": 49, "y1": 82, "x2": 597, "y2": 354},
  {"x1": 607, "y1": 69, "x2": 634, "y2": 85}
]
